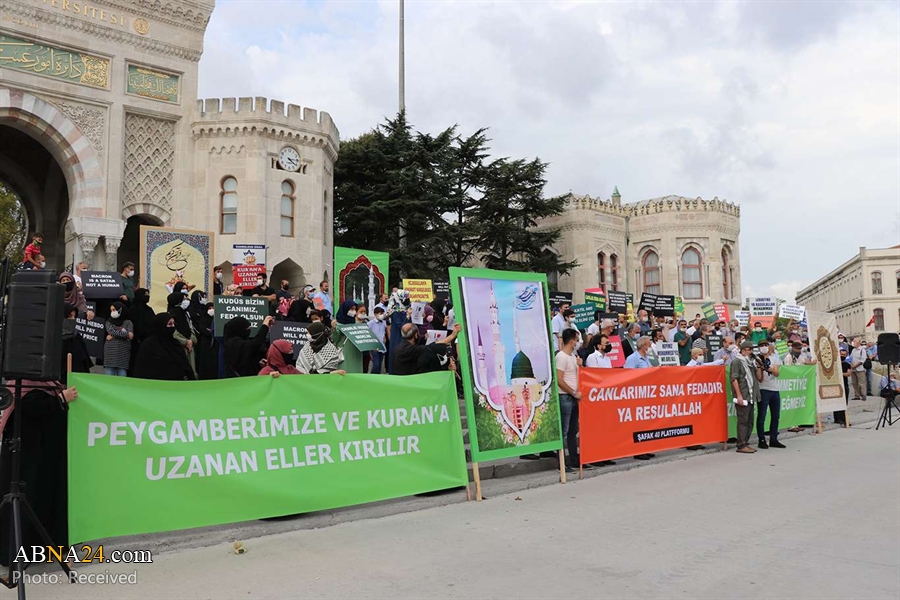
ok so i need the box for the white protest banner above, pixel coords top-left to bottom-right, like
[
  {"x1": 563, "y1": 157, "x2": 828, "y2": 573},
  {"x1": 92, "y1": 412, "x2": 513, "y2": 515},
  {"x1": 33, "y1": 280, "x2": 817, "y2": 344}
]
[
  {"x1": 411, "y1": 302, "x2": 426, "y2": 325},
  {"x1": 778, "y1": 303, "x2": 806, "y2": 321},
  {"x1": 426, "y1": 330, "x2": 447, "y2": 345},
  {"x1": 807, "y1": 310, "x2": 846, "y2": 414},
  {"x1": 233, "y1": 244, "x2": 267, "y2": 289},
  {"x1": 749, "y1": 297, "x2": 777, "y2": 316},
  {"x1": 735, "y1": 310, "x2": 750, "y2": 326},
  {"x1": 657, "y1": 342, "x2": 679, "y2": 366}
]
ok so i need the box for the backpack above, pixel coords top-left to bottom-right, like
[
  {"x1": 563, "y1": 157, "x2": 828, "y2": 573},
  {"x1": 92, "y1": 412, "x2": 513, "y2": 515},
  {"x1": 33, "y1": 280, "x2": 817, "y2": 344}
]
[{"x1": 277, "y1": 296, "x2": 292, "y2": 317}]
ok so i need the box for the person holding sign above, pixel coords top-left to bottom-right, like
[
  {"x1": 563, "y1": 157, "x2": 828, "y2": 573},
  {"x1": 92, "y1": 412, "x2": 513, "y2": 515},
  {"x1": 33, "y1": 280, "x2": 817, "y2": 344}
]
[
  {"x1": 296, "y1": 321, "x2": 346, "y2": 375},
  {"x1": 224, "y1": 315, "x2": 275, "y2": 378},
  {"x1": 392, "y1": 323, "x2": 461, "y2": 376},
  {"x1": 732, "y1": 341, "x2": 761, "y2": 454}
]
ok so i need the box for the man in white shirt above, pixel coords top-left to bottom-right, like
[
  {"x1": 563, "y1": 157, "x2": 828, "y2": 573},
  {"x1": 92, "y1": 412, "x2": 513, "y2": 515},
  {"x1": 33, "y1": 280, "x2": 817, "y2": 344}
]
[
  {"x1": 756, "y1": 340, "x2": 785, "y2": 449},
  {"x1": 849, "y1": 338, "x2": 868, "y2": 400},
  {"x1": 552, "y1": 308, "x2": 576, "y2": 352},
  {"x1": 687, "y1": 347, "x2": 725, "y2": 366},
  {"x1": 585, "y1": 334, "x2": 613, "y2": 368},
  {"x1": 551, "y1": 302, "x2": 571, "y2": 351},
  {"x1": 713, "y1": 336, "x2": 739, "y2": 366},
  {"x1": 312, "y1": 280, "x2": 332, "y2": 311},
  {"x1": 556, "y1": 328, "x2": 582, "y2": 473}
]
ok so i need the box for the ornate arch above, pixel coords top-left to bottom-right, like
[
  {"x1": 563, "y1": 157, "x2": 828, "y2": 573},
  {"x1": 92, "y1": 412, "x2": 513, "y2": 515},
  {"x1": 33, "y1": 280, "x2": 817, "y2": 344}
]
[
  {"x1": 0, "y1": 87, "x2": 106, "y2": 219},
  {"x1": 122, "y1": 203, "x2": 170, "y2": 224}
]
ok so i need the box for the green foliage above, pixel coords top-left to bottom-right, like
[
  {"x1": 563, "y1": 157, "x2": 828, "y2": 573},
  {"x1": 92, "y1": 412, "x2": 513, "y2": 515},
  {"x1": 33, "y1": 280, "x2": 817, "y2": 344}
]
[
  {"x1": 0, "y1": 180, "x2": 26, "y2": 264},
  {"x1": 334, "y1": 112, "x2": 577, "y2": 286}
]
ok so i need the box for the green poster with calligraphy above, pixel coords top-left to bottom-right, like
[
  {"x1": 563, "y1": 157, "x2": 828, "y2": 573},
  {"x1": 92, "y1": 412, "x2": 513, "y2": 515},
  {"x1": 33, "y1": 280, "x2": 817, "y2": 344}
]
[
  {"x1": 0, "y1": 33, "x2": 109, "y2": 88},
  {"x1": 127, "y1": 64, "x2": 180, "y2": 104}
]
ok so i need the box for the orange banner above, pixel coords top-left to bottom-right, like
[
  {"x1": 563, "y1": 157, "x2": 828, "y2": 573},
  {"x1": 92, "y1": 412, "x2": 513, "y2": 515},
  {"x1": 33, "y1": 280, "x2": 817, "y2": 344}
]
[{"x1": 578, "y1": 366, "x2": 729, "y2": 463}]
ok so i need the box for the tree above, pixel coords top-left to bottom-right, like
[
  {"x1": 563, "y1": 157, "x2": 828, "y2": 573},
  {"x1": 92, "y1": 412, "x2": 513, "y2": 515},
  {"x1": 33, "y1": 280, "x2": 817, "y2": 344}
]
[{"x1": 0, "y1": 180, "x2": 26, "y2": 265}]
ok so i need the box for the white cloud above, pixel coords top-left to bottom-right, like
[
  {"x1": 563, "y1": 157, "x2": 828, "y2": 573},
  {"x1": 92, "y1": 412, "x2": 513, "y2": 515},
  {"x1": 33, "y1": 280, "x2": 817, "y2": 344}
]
[{"x1": 198, "y1": 0, "x2": 900, "y2": 296}]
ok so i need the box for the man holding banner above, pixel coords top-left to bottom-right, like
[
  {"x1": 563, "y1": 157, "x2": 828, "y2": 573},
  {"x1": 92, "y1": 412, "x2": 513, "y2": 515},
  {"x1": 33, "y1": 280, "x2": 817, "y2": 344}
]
[{"x1": 732, "y1": 341, "x2": 761, "y2": 453}]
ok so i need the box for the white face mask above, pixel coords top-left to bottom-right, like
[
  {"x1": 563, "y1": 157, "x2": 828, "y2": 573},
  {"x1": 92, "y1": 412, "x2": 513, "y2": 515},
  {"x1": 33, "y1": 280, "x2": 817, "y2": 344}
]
[
  {"x1": 376, "y1": 314, "x2": 385, "y2": 321},
  {"x1": 357, "y1": 313, "x2": 367, "y2": 320},
  {"x1": 127, "y1": 269, "x2": 134, "y2": 277},
  {"x1": 208, "y1": 308, "x2": 215, "y2": 317},
  {"x1": 759, "y1": 346, "x2": 769, "y2": 355},
  {"x1": 180, "y1": 299, "x2": 190, "y2": 310},
  {"x1": 694, "y1": 356, "x2": 705, "y2": 364},
  {"x1": 110, "y1": 311, "x2": 120, "y2": 319},
  {"x1": 215, "y1": 272, "x2": 223, "y2": 280},
  {"x1": 347, "y1": 310, "x2": 357, "y2": 318},
  {"x1": 40, "y1": 261, "x2": 46, "y2": 268},
  {"x1": 755, "y1": 327, "x2": 762, "y2": 332},
  {"x1": 574, "y1": 340, "x2": 582, "y2": 351},
  {"x1": 256, "y1": 280, "x2": 264, "y2": 287}
]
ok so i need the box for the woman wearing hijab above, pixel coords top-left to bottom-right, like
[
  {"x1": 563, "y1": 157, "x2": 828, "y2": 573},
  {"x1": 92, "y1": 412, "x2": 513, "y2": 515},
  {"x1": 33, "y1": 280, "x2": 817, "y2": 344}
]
[
  {"x1": 387, "y1": 289, "x2": 411, "y2": 374},
  {"x1": 193, "y1": 300, "x2": 219, "y2": 380},
  {"x1": 335, "y1": 299, "x2": 358, "y2": 326},
  {"x1": 59, "y1": 272, "x2": 90, "y2": 317},
  {"x1": 103, "y1": 301, "x2": 133, "y2": 377},
  {"x1": 167, "y1": 291, "x2": 197, "y2": 378},
  {"x1": 287, "y1": 285, "x2": 315, "y2": 323},
  {"x1": 128, "y1": 288, "x2": 156, "y2": 375},
  {"x1": 259, "y1": 340, "x2": 302, "y2": 376},
  {"x1": 0, "y1": 380, "x2": 77, "y2": 568},
  {"x1": 223, "y1": 315, "x2": 274, "y2": 377},
  {"x1": 133, "y1": 313, "x2": 196, "y2": 380},
  {"x1": 418, "y1": 304, "x2": 436, "y2": 339},
  {"x1": 61, "y1": 304, "x2": 92, "y2": 383},
  {"x1": 296, "y1": 322, "x2": 345, "y2": 374}
]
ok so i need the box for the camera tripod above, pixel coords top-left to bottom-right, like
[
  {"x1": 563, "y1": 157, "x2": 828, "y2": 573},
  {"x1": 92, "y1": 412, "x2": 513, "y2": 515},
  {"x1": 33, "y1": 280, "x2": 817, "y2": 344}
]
[{"x1": 876, "y1": 364, "x2": 898, "y2": 430}]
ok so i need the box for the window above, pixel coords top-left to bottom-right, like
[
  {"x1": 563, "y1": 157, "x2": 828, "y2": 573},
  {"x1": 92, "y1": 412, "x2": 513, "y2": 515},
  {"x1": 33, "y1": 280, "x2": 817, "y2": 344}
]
[
  {"x1": 323, "y1": 190, "x2": 328, "y2": 246},
  {"x1": 874, "y1": 308, "x2": 884, "y2": 331},
  {"x1": 722, "y1": 247, "x2": 733, "y2": 299},
  {"x1": 280, "y1": 180, "x2": 294, "y2": 237},
  {"x1": 896, "y1": 270, "x2": 900, "y2": 294},
  {"x1": 872, "y1": 271, "x2": 883, "y2": 295},
  {"x1": 220, "y1": 177, "x2": 237, "y2": 234},
  {"x1": 609, "y1": 254, "x2": 619, "y2": 291},
  {"x1": 597, "y1": 252, "x2": 606, "y2": 288},
  {"x1": 642, "y1": 250, "x2": 660, "y2": 295},
  {"x1": 682, "y1": 247, "x2": 703, "y2": 299}
]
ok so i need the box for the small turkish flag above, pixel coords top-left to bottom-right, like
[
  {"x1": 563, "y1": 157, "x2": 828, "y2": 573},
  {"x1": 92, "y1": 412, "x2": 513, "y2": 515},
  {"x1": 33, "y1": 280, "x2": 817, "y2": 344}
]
[{"x1": 865, "y1": 315, "x2": 876, "y2": 328}]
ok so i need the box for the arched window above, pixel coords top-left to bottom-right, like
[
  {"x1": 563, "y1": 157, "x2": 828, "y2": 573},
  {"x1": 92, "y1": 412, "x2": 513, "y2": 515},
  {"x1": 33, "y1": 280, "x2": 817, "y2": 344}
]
[
  {"x1": 609, "y1": 254, "x2": 619, "y2": 291},
  {"x1": 323, "y1": 190, "x2": 329, "y2": 246},
  {"x1": 597, "y1": 252, "x2": 606, "y2": 288},
  {"x1": 722, "y1": 247, "x2": 733, "y2": 300},
  {"x1": 220, "y1": 176, "x2": 237, "y2": 234},
  {"x1": 642, "y1": 251, "x2": 660, "y2": 295},
  {"x1": 896, "y1": 270, "x2": 900, "y2": 294},
  {"x1": 280, "y1": 180, "x2": 295, "y2": 237},
  {"x1": 681, "y1": 247, "x2": 703, "y2": 299},
  {"x1": 872, "y1": 271, "x2": 883, "y2": 295},
  {"x1": 874, "y1": 308, "x2": 884, "y2": 331}
]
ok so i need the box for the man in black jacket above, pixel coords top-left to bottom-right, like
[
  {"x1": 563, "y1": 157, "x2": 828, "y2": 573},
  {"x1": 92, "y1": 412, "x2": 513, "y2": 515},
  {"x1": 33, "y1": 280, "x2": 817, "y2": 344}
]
[{"x1": 393, "y1": 323, "x2": 461, "y2": 375}]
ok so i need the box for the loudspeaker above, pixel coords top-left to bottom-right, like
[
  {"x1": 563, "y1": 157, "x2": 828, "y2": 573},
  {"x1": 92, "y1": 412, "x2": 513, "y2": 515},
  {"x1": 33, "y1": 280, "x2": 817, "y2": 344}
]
[
  {"x1": 877, "y1": 332, "x2": 900, "y2": 366},
  {"x1": 1, "y1": 270, "x2": 63, "y2": 381}
]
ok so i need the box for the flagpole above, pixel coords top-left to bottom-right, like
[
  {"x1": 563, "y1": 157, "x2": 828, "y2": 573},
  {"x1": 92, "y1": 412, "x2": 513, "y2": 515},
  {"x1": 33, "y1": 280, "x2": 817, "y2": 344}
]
[{"x1": 399, "y1": 0, "x2": 405, "y2": 113}]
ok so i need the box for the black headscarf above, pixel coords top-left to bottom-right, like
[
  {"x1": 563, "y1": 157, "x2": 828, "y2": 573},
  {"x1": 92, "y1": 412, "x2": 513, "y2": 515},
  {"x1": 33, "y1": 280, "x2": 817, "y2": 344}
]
[
  {"x1": 336, "y1": 300, "x2": 357, "y2": 325},
  {"x1": 133, "y1": 313, "x2": 196, "y2": 380},
  {"x1": 188, "y1": 290, "x2": 207, "y2": 322},
  {"x1": 307, "y1": 321, "x2": 331, "y2": 352},
  {"x1": 224, "y1": 316, "x2": 251, "y2": 340},
  {"x1": 108, "y1": 301, "x2": 126, "y2": 326},
  {"x1": 167, "y1": 292, "x2": 193, "y2": 339},
  {"x1": 223, "y1": 316, "x2": 269, "y2": 377},
  {"x1": 130, "y1": 288, "x2": 156, "y2": 342}
]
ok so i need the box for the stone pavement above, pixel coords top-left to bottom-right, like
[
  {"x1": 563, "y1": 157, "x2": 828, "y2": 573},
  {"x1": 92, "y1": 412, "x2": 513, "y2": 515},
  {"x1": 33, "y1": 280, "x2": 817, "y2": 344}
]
[{"x1": 24, "y1": 407, "x2": 900, "y2": 600}]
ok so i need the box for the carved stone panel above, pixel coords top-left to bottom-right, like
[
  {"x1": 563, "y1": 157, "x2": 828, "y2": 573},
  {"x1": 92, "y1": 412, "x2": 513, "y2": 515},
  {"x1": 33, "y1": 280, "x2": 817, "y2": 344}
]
[{"x1": 123, "y1": 113, "x2": 174, "y2": 212}]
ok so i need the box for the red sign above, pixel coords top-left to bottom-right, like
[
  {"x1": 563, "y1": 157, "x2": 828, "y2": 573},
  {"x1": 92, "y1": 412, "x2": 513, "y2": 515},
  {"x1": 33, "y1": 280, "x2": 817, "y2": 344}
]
[
  {"x1": 578, "y1": 366, "x2": 728, "y2": 463},
  {"x1": 714, "y1": 304, "x2": 730, "y2": 323},
  {"x1": 606, "y1": 335, "x2": 626, "y2": 368}
]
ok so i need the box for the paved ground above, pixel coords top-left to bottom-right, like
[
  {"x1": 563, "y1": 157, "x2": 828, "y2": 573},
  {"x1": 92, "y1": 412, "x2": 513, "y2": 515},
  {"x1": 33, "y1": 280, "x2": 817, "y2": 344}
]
[{"x1": 22, "y1": 419, "x2": 899, "y2": 600}]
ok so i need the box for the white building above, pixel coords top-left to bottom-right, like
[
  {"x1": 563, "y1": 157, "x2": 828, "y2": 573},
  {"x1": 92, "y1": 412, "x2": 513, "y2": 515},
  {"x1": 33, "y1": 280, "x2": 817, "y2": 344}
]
[{"x1": 796, "y1": 246, "x2": 900, "y2": 341}]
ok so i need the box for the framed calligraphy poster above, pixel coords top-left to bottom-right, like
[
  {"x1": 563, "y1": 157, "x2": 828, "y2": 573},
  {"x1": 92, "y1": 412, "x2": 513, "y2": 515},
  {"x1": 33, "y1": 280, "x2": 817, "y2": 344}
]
[{"x1": 139, "y1": 226, "x2": 215, "y2": 314}]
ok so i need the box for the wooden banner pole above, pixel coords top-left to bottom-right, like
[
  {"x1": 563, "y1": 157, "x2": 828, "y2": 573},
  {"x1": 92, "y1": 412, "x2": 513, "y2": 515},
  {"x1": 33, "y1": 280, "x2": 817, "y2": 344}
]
[
  {"x1": 465, "y1": 484, "x2": 471, "y2": 502},
  {"x1": 67, "y1": 352, "x2": 72, "y2": 374},
  {"x1": 558, "y1": 449, "x2": 567, "y2": 484},
  {"x1": 816, "y1": 413, "x2": 822, "y2": 434},
  {"x1": 472, "y1": 462, "x2": 483, "y2": 502}
]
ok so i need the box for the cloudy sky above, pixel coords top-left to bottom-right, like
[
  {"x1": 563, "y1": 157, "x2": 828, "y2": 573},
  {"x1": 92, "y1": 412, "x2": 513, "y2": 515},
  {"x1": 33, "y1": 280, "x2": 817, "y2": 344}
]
[{"x1": 197, "y1": 0, "x2": 900, "y2": 302}]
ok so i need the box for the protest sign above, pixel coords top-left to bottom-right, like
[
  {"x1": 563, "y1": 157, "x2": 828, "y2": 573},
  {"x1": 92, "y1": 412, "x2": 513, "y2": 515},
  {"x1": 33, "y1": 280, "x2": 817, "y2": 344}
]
[
  {"x1": 74, "y1": 316, "x2": 106, "y2": 358},
  {"x1": 701, "y1": 302, "x2": 718, "y2": 321},
  {"x1": 232, "y1": 244, "x2": 267, "y2": 289},
  {"x1": 750, "y1": 297, "x2": 777, "y2": 327},
  {"x1": 403, "y1": 278, "x2": 434, "y2": 303},
  {"x1": 334, "y1": 247, "x2": 389, "y2": 315},
  {"x1": 626, "y1": 301, "x2": 635, "y2": 323},
  {"x1": 654, "y1": 295, "x2": 676, "y2": 317},
  {"x1": 714, "y1": 304, "x2": 729, "y2": 323},
  {"x1": 657, "y1": 342, "x2": 679, "y2": 366},
  {"x1": 268, "y1": 321, "x2": 310, "y2": 358},
  {"x1": 778, "y1": 303, "x2": 806, "y2": 321},
  {"x1": 606, "y1": 334, "x2": 626, "y2": 368},
  {"x1": 726, "y1": 365, "x2": 818, "y2": 436},
  {"x1": 735, "y1": 310, "x2": 750, "y2": 326},
  {"x1": 411, "y1": 301, "x2": 426, "y2": 325},
  {"x1": 140, "y1": 226, "x2": 214, "y2": 315},
  {"x1": 578, "y1": 366, "x2": 728, "y2": 463},
  {"x1": 775, "y1": 339, "x2": 789, "y2": 358},
  {"x1": 674, "y1": 297, "x2": 685, "y2": 316},
  {"x1": 571, "y1": 303, "x2": 597, "y2": 330},
  {"x1": 433, "y1": 279, "x2": 451, "y2": 303},
  {"x1": 584, "y1": 288, "x2": 607, "y2": 311},
  {"x1": 67, "y1": 372, "x2": 467, "y2": 542},
  {"x1": 607, "y1": 291, "x2": 631, "y2": 314},
  {"x1": 638, "y1": 293, "x2": 658, "y2": 313},
  {"x1": 548, "y1": 291, "x2": 573, "y2": 313},
  {"x1": 806, "y1": 311, "x2": 846, "y2": 414},
  {"x1": 337, "y1": 323, "x2": 386, "y2": 352},
  {"x1": 81, "y1": 271, "x2": 125, "y2": 300},
  {"x1": 450, "y1": 268, "x2": 563, "y2": 463},
  {"x1": 426, "y1": 330, "x2": 447, "y2": 345},
  {"x1": 705, "y1": 334, "x2": 723, "y2": 362},
  {"x1": 214, "y1": 296, "x2": 268, "y2": 336}
]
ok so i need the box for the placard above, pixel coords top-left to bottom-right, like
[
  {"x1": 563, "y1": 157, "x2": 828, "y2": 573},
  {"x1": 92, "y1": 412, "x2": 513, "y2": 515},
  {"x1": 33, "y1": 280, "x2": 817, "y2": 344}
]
[
  {"x1": 139, "y1": 226, "x2": 214, "y2": 315},
  {"x1": 807, "y1": 310, "x2": 846, "y2": 414},
  {"x1": 411, "y1": 301, "x2": 426, "y2": 325},
  {"x1": 81, "y1": 271, "x2": 125, "y2": 300},
  {"x1": 657, "y1": 341, "x2": 679, "y2": 366},
  {"x1": 735, "y1": 310, "x2": 750, "y2": 326},
  {"x1": 674, "y1": 297, "x2": 685, "y2": 316},
  {"x1": 433, "y1": 279, "x2": 451, "y2": 303},
  {"x1": 571, "y1": 303, "x2": 597, "y2": 330},
  {"x1": 750, "y1": 297, "x2": 777, "y2": 317},
  {"x1": 705, "y1": 334, "x2": 723, "y2": 362},
  {"x1": 548, "y1": 291, "x2": 573, "y2": 312},
  {"x1": 268, "y1": 321, "x2": 310, "y2": 358},
  {"x1": 714, "y1": 304, "x2": 730, "y2": 323},
  {"x1": 584, "y1": 288, "x2": 607, "y2": 311},
  {"x1": 232, "y1": 244, "x2": 267, "y2": 289},
  {"x1": 334, "y1": 247, "x2": 389, "y2": 317},
  {"x1": 606, "y1": 334, "x2": 626, "y2": 368},
  {"x1": 402, "y1": 278, "x2": 434, "y2": 303},
  {"x1": 775, "y1": 339, "x2": 789, "y2": 358},
  {"x1": 337, "y1": 323, "x2": 386, "y2": 352},
  {"x1": 74, "y1": 316, "x2": 106, "y2": 358},
  {"x1": 638, "y1": 293, "x2": 658, "y2": 313},
  {"x1": 214, "y1": 296, "x2": 269, "y2": 336},
  {"x1": 426, "y1": 330, "x2": 447, "y2": 345},
  {"x1": 701, "y1": 302, "x2": 718, "y2": 321},
  {"x1": 654, "y1": 295, "x2": 676, "y2": 317},
  {"x1": 607, "y1": 291, "x2": 632, "y2": 314},
  {"x1": 778, "y1": 303, "x2": 806, "y2": 321}
]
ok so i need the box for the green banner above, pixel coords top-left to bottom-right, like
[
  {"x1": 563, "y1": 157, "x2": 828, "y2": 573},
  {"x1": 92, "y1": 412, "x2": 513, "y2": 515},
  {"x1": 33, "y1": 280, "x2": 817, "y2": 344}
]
[
  {"x1": 334, "y1": 247, "x2": 390, "y2": 314},
  {"x1": 67, "y1": 372, "x2": 467, "y2": 542},
  {"x1": 674, "y1": 296, "x2": 685, "y2": 316},
  {"x1": 701, "y1": 302, "x2": 718, "y2": 321},
  {"x1": 337, "y1": 323, "x2": 385, "y2": 352},
  {"x1": 584, "y1": 289, "x2": 607, "y2": 312},
  {"x1": 775, "y1": 339, "x2": 789, "y2": 358},
  {"x1": 571, "y1": 303, "x2": 596, "y2": 330},
  {"x1": 449, "y1": 268, "x2": 563, "y2": 463},
  {"x1": 725, "y1": 365, "x2": 818, "y2": 437},
  {"x1": 214, "y1": 295, "x2": 269, "y2": 336}
]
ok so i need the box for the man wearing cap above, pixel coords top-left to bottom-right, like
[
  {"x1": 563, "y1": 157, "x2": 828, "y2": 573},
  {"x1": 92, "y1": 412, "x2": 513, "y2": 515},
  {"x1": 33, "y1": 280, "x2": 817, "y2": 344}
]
[
  {"x1": 731, "y1": 341, "x2": 762, "y2": 453},
  {"x1": 783, "y1": 341, "x2": 815, "y2": 365},
  {"x1": 756, "y1": 339, "x2": 786, "y2": 449}
]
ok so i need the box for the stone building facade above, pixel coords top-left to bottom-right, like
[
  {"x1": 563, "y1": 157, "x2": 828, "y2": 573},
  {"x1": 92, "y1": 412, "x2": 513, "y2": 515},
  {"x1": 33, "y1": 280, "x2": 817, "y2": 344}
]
[
  {"x1": 538, "y1": 188, "x2": 742, "y2": 317},
  {"x1": 0, "y1": 0, "x2": 338, "y2": 289},
  {"x1": 796, "y1": 246, "x2": 900, "y2": 341}
]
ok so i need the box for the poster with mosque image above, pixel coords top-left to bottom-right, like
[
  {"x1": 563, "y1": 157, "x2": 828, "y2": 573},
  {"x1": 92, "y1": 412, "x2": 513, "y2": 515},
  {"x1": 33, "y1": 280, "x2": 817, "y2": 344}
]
[
  {"x1": 139, "y1": 226, "x2": 214, "y2": 315},
  {"x1": 450, "y1": 267, "x2": 563, "y2": 462},
  {"x1": 334, "y1": 246, "x2": 389, "y2": 317}
]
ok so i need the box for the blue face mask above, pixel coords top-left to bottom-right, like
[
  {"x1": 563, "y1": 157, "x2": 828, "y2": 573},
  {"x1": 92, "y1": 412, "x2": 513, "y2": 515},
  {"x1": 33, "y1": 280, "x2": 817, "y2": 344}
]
[{"x1": 633, "y1": 333, "x2": 641, "y2": 341}]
